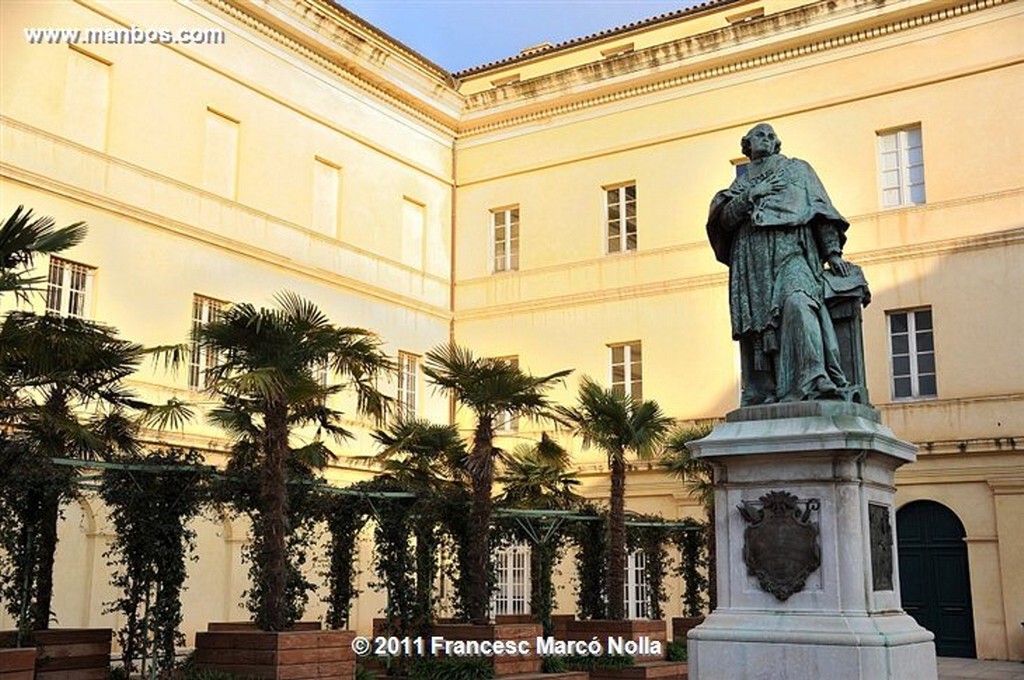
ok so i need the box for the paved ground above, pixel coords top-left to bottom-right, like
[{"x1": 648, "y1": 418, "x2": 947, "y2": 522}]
[{"x1": 938, "y1": 657, "x2": 1024, "y2": 680}]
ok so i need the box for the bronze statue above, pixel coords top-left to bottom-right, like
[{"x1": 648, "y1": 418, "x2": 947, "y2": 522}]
[{"x1": 708, "y1": 123, "x2": 863, "y2": 406}]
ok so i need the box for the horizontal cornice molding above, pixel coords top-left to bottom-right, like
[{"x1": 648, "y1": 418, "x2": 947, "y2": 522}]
[
  {"x1": 458, "y1": 0, "x2": 1010, "y2": 136},
  {"x1": 202, "y1": 0, "x2": 461, "y2": 135}
]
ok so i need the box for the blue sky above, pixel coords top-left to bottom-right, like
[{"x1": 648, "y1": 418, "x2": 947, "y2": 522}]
[{"x1": 339, "y1": 1, "x2": 707, "y2": 73}]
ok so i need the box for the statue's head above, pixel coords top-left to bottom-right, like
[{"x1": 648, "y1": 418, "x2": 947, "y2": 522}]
[{"x1": 741, "y1": 123, "x2": 782, "y2": 160}]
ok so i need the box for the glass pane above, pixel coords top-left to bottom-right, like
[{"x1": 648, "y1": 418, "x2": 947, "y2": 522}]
[
  {"x1": 909, "y1": 184, "x2": 925, "y2": 204},
  {"x1": 631, "y1": 382, "x2": 643, "y2": 402},
  {"x1": 879, "y1": 133, "x2": 897, "y2": 152},
  {"x1": 917, "y1": 352, "x2": 935, "y2": 374},
  {"x1": 611, "y1": 346, "x2": 624, "y2": 364},
  {"x1": 891, "y1": 335, "x2": 909, "y2": 355},
  {"x1": 631, "y1": 343, "x2": 642, "y2": 360},
  {"x1": 624, "y1": 185, "x2": 635, "y2": 200},
  {"x1": 889, "y1": 313, "x2": 908, "y2": 333},
  {"x1": 918, "y1": 374, "x2": 937, "y2": 397},
  {"x1": 894, "y1": 377, "x2": 912, "y2": 398},
  {"x1": 915, "y1": 331, "x2": 933, "y2": 352},
  {"x1": 626, "y1": 233, "x2": 637, "y2": 250},
  {"x1": 493, "y1": 211, "x2": 505, "y2": 227},
  {"x1": 611, "y1": 365, "x2": 625, "y2": 384},
  {"x1": 893, "y1": 356, "x2": 911, "y2": 376},
  {"x1": 626, "y1": 201, "x2": 636, "y2": 218},
  {"x1": 510, "y1": 223, "x2": 519, "y2": 238},
  {"x1": 510, "y1": 253, "x2": 518, "y2": 270},
  {"x1": 510, "y1": 208, "x2": 519, "y2": 222},
  {"x1": 914, "y1": 309, "x2": 932, "y2": 330},
  {"x1": 608, "y1": 204, "x2": 620, "y2": 220},
  {"x1": 607, "y1": 189, "x2": 618, "y2": 204},
  {"x1": 608, "y1": 237, "x2": 620, "y2": 253}
]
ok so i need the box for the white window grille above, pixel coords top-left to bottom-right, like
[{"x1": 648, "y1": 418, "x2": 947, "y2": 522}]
[
  {"x1": 397, "y1": 352, "x2": 419, "y2": 418},
  {"x1": 189, "y1": 295, "x2": 226, "y2": 390},
  {"x1": 610, "y1": 342, "x2": 642, "y2": 401},
  {"x1": 46, "y1": 257, "x2": 94, "y2": 318},
  {"x1": 887, "y1": 308, "x2": 937, "y2": 399},
  {"x1": 606, "y1": 183, "x2": 637, "y2": 253},
  {"x1": 492, "y1": 542, "x2": 531, "y2": 616},
  {"x1": 878, "y1": 126, "x2": 925, "y2": 208},
  {"x1": 492, "y1": 207, "x2": 520, "y2": 273},
  {"x1": 624, "y1": 549, "x2": 649, "y2": 620}
]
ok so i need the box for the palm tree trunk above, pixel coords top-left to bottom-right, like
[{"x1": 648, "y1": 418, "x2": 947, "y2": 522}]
[
  {"x1": 413, "y1": 520, "x2": 434, "y2": 638},
  {"x1": 29, "y1": 487, "x2": 60, "y2": 631},
  {"x1": 467, "y1": 420, "x2": 494, "y2": 624},
  {"x1": 607, "y1": 455, "x2": 627, "y2": 621},
  {"x1": 258, "y1": 404, "x2": 290, "y2": 631}
]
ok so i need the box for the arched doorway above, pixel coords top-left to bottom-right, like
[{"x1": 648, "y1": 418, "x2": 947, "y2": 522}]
[{"x1": 896, "y1": 500, "x2": 976, "y2": 658}]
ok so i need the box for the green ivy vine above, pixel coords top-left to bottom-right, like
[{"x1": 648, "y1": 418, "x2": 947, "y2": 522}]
[{"x1": 98, "y1": 448, "x2": 210, "y2": 675}]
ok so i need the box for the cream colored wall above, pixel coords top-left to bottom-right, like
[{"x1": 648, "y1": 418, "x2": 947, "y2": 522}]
[
  {"x1": 454, "y1": 0, "x2": 1023, "y2": 659},
  {"x1": 0, "y1": 0, "x2": 454, "y2": 643}
]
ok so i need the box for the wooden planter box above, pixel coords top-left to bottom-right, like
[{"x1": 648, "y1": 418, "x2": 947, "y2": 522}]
[
  {"x1": 431, "y1": 622, "x2": 541, "y2": 677},
  {"x1": 206, "y1": 622, "x2": 322, "y2": 632},
  {"x1": 562, "y1": 619, "x2": 667, "y2": 662},
  {"x1": 670, "y1": 617, "x2": 704, "y2": 643},
  {"x1": 1, "y1": 629, "x2": 111, "y2": 680},
  {"x1": 589, "y1": 660, "x2": 688, "y2": 680},
  {"x1": 194, "y1": 627, "x2": 355, "y2": 680},
  {"x1": 0, "y1": 647, "x2": 37, "y2": 680}
]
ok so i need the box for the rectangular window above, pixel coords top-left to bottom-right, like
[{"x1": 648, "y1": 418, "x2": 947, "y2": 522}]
[
  {"x1": 610, "y1": 342, "x2": 642, "y2": 401},
  {"x1": 202, "y1": 108, "x2": 239, "y2": 199},
  {"x1": 491, "y1": 206, "x2": 520, "y2": 273},
  {"x1": 887, "y1": 308, "x2": 937, "y2": 399},
  {"x1": 312, "y1": 157, "x2": 340, "y2": 237},
  {"x1": 397, "y1": 351, "x2": 419, "y2": 418},
  {"x1": 495, "y1": 356, "x2": 519, "y2": 433},
  {"x1": 63, "y1": 48, "x2": 110, "y2": 150},
  {"x1": 606, "y1": 183, "x2": 637, "y2": 253},
  {"x1": 491, "y1": 542, "x2": 531, "y2": 616},
  {"x1": 401, "y1": 198, "x2": 425, "y2": 270},
  {"x1": 189, "y1": 295, "x2": 226, "y2": 390},
  {"x1": 624, "y1": 549, "x2": 649, "y2": 620},
  {"x1": 46, "y1": 257, "x2": 95, "y2": 318},
  {"x1": 878, "y1": 126, "x2": 925, "y2": 208}
]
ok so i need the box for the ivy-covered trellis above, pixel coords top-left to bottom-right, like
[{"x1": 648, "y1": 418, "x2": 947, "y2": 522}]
[{"x1": 97, "y1": 449, "x2": 211, "y2": 676}]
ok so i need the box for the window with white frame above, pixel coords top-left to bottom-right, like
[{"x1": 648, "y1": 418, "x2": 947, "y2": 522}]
[
  {"x1": 877, "y1": 126, "x2": 925, "y2": 208},
  {"x1": 491, "y1": 542, "x2": 531, "y2": 616},
  {"x1": 46, "y1": 257, "x2": 95, "y2": 318},
  {"x1": 605, "y1": 183, "x2": 637, "y2": 253},
  {"x1": 397, "y1": 352, "x2": 419, "y2": 418},
  {"x1": 189, "y1": 295, "x2": 226, "y2": 390},
  {"x1": 887, "y1": 308, "x2": 937, "y2": 400},
  {"x1": 494, "y1": 356, "x2": 519, "y2": 433},
  {"x1": 610, "y1": 342, "x2": 642, "y2": 401},
  {"x1": 624, "y1": 549, "x2": 649, "y2": 620},
  {"x1": 491, "y1": 206, "x2": 520, "y2": 273}
]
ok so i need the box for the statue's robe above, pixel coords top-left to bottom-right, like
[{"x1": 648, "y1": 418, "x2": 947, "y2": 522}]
[{"x1": 707, "y1": 153, "x2": 850, "y2": 403}]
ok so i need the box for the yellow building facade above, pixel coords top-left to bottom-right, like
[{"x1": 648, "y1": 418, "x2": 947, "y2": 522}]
[{"x1": 1, "y1": 0, "x2": 1021, "y2": 662}]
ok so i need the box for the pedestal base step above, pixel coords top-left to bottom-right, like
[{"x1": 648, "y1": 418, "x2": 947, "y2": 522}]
[{"x1": 503, "y1": 672, "x2": 589, "y2": 680}]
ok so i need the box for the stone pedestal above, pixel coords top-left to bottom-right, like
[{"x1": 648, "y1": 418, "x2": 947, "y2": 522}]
[{"x1": 686, "y1": 402, "x2": 937, "y2": 680}]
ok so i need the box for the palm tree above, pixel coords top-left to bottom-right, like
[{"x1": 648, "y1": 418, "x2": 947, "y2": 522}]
[
  {"x1": 195, "y1": 292, "x2": 391, "y2": 631},
  {"x1": 372, "y1": 417, "x2": 467, "y2": 635},
  {"x1": 422, "y1": 343, "x2": 570, "y2": 624},
  {"x1": 496, "y1": 433, "x2": 582, "y2": 634},
  {"x1": 0, "y1": 313, "x2": 152, "y2": 633},
  {"x1": 0, "y1": 205, "x2": 86, "y2": 302},
  {"x1": 556, "y1": 376, "x2": 673, "y2": 620},
  {"x1": 660, "y1": 421, "x2": 717, "y2": 610}
]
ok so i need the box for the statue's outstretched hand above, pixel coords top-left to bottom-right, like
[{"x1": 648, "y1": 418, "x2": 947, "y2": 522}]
[{"x1": 827, "y1": 254, "x2": 852, "y2": 277}]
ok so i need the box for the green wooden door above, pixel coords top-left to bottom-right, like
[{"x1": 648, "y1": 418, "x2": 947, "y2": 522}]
[{"x1": 896, "y1": 500, "x2": 976, "y2": 658}]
